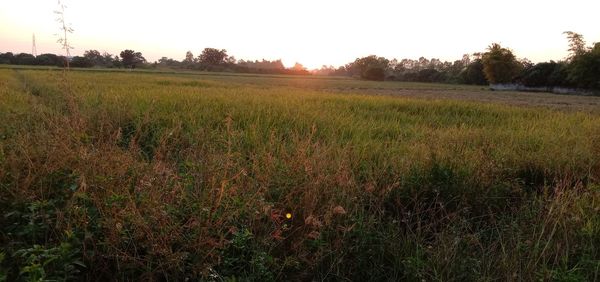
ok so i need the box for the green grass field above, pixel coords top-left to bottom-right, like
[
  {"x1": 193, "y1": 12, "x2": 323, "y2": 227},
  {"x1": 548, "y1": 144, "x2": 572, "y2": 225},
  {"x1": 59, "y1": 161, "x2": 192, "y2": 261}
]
[{"x1": 1, "y1": 68, "x2": 599, "y2": 281}]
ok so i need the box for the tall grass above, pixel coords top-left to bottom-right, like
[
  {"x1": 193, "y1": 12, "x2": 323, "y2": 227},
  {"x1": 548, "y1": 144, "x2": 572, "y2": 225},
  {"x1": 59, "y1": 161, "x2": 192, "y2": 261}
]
[{"x1": 1, "y1": 69, "x2": 599, "y2": 281}]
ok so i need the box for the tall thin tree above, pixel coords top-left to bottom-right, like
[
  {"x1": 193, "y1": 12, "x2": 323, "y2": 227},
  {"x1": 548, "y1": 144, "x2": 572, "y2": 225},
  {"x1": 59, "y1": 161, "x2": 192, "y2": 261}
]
[
  {"x1": 54, "y1": 0, "x2": 82, "y2": 126},
  {"x1": 563, "y1": 31, "x2": 587, "y2": 60},
  {"x1": 55, "y1": 0, "x2": 74, "y2": 70}
]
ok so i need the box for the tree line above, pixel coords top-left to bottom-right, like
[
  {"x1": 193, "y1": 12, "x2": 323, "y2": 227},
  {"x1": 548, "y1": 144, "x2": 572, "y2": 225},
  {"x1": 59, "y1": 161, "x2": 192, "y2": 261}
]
[
  {"x1": 322, "y1": 31, "x2": 599, "y2": 90},
  {"x1": 0, "y1": 50, "x2": 144, "y2": 69},
  {"x1": 314, "y1": 54, "x2": 487, "y2": 85},
  {"x1": 0, "y1": 48, "x2": 309, "y2": 75},
  {"x1": 1, "y1": 32, "x2": 598, "y2": 89}
]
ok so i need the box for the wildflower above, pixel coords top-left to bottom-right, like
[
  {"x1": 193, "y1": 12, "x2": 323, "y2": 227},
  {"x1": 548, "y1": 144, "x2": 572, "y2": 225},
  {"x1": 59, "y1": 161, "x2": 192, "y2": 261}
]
[{"x1": 285, "y1": 212, "x2": 292, "y2": 219}]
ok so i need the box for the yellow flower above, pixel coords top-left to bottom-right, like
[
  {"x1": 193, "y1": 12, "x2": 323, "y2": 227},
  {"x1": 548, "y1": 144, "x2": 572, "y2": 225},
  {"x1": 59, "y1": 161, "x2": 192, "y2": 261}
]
[{"x1": 285, "y1": 213, "x2": 292, "y2": 219}]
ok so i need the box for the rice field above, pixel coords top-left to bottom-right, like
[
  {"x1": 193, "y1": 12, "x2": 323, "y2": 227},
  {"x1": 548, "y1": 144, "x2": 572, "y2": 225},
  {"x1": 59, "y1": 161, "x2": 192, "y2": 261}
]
[{"x1": 1, "y1": 68, "x2": 599, "y2": 281}]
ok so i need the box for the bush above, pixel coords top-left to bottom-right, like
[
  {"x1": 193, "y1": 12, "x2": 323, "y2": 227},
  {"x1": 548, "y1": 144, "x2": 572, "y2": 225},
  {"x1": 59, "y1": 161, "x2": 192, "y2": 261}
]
[{"x1": 1, "y1": 200, "x2": 87, "y2": 281}]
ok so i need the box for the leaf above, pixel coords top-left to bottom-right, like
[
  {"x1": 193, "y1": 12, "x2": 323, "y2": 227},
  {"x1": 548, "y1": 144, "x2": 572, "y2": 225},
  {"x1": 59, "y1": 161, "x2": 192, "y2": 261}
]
[{"x1": 72, "y1": 260, "x2": 86, "y2": 268}]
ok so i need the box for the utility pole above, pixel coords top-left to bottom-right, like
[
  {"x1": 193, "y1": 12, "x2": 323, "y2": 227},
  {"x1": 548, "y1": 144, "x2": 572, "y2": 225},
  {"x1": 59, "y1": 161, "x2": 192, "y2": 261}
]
[{"x1": 32, "y1": 33, "x2": 37, "y2": 56}]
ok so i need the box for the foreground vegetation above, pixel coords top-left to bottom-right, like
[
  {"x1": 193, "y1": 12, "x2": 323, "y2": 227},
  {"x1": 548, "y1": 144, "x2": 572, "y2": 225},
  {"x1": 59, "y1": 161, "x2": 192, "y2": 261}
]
[{"x1": 1, "y1": 68, "x2": 599, "y2": 281}]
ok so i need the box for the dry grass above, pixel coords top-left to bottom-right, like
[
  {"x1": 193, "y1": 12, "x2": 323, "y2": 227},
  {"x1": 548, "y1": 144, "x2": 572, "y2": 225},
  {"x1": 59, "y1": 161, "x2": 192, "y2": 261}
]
[{"x1": 1, "y1": 68, "x2": 599, "y2": 281}]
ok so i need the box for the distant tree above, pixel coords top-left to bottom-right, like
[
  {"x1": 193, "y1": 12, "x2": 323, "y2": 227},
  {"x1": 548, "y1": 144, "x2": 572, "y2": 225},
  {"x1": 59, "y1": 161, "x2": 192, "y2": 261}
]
[
  {"x1": 35, "y1": 53, "x2": 63, "y2": 67},
  {"x1": 444, "y1": 58, "x2": 469, "y2": 83},
  {"x1": 120, "y1": 50, "x2": 134, "y2": 67},
  {"x1": 83, "y1": 50, "x2": 104, "y2": 66},
  {"x1": 415, "y1": 68, "x2": 443, "y2": 82},
  {"x1": 460, "y1": 59, "x2": 487, "y2": 85},
  {"x1": 0, "y1": 52, "x2": 15, "y2": 64},
  {"x1": 393, "y1": 59, "x2": 408, "y2": 73},
  {"x1": 101, "y1": 52, "x2": 114, "y2": 67},
  {"x1": 226, "y1": 56, "x2": 236, "y2": 65},
  {"x1": 313, "y1": 65, "x2": 338, "y2": 76},
  {"x1": 563, "y1": 31, "x2": 587, "y2": 60},
  {"x1": 332, "y1": 66, "x2": 348, "y2": 76},
  {"x1": 363, "y1": 67, "x2": 386, "y2": 81},
  {"x1": 568, "y1": 42, "x2": 600, "y2": 89},
  {"x1": 198, "y1": 48, "x2": 229, "y2": 68},
  {"x1": 418, "y1": 57, "x2": 429, "y2": 71},
  {"x1": 546, "y1": 63, "x2": 571, "y2": 87},
  {"x1": 182, "y1": 51, "x2": 195, "y2": 68},
  {"x1": 70, "y1": 56, "x2": 93, "y2": 68},
  {"x1": 14, "y1": 53, "x2": 36, "y2": 65},
  {"x1": 481, "y1": 43, "x2": 521, "y2": 84},
  {"x1": 158, "y1": 57, "x2": 180, "y2": 67},
  {"x1": 348, "y1": 55, "x2": 389, "y2": 80},
  {"x1": 112, "y1": 55, "x2": 122, "y2": 68},
  {"x1": 460, "y1": 54, "x2": 471, "y2": 67},
  {"x1": 518, "y1": 61, "x2": 570, "y2": 87},
  {"x1": 120, "y1": 49, "x2": 146, "y2": 69},
  {"x1": 184, "y1": 51, "x2": 194, "y2": 63},
  {"x1": 236, "y1": 58, "x2": 297, "y2": 74},
  {"x1": 249, "y1": 59, "x2": 285, "y2": 70},
  {"x1": 519, "y1": 58, "x2": 533, "y2": 70},
  {"x1": 292, "y1": 62, "x2": 306, "y2": 71}
]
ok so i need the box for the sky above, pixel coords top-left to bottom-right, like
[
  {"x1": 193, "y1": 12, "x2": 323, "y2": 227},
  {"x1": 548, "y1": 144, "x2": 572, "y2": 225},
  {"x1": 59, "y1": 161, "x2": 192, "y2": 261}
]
[{"x1": 1, "y1": 0, "x2": 599, "y2": 69}]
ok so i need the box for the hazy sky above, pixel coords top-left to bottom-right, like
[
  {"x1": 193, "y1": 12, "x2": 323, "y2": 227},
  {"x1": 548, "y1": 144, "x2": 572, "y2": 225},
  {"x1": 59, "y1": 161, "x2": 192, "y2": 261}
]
[{"x1": 1, "y1": 0, "x2": 599, "y2": 69}]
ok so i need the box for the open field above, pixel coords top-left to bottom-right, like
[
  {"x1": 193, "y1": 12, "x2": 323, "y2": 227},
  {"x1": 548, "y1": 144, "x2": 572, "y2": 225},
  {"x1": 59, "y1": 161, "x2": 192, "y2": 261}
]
[
  {"x1": 4, "y1": 65, "x2": 600, "y2": 111},
  {"x1": 1, "y1": 68, "x2": 599, "y2": 280}
]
